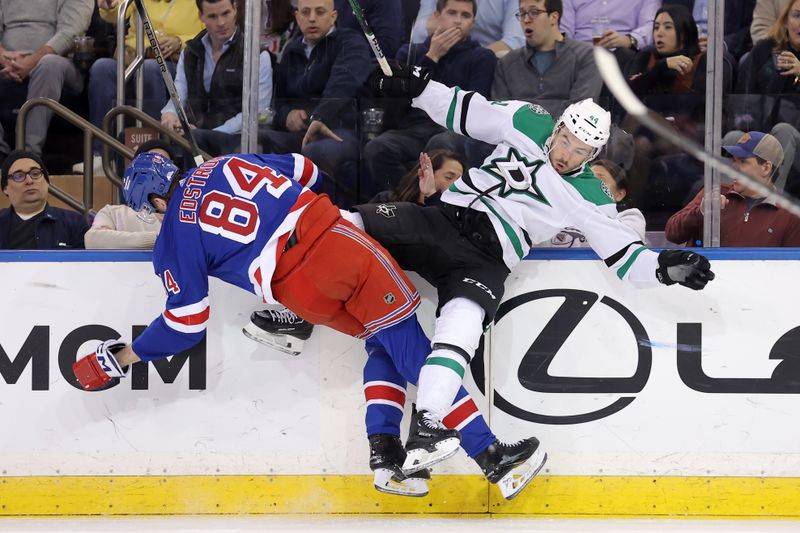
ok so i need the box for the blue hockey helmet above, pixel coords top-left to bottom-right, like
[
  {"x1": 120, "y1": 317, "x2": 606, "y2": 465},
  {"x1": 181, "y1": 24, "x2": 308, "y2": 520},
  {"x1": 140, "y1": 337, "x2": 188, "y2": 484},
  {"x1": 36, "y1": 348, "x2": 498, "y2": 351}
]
[{"x1": 122, "y1": 151, "x2": 179, "y2": 216}]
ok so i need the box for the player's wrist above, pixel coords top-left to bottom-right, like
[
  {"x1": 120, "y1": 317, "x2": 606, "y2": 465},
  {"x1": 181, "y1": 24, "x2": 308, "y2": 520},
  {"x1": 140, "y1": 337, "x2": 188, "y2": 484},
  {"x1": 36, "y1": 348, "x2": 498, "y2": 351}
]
[{"x1": 73, "y1": 339, "x2": 129, "y2": 391}]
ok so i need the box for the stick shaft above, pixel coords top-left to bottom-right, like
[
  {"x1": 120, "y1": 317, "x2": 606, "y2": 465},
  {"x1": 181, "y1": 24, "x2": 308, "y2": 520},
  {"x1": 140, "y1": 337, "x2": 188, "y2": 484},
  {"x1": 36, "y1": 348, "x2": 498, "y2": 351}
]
[
  {"x1": 133, "y1": 0, "x2": 205, "y2": 166},
  {"x1": 346, "y1": 0, "x2": 392, "y2": 76}
]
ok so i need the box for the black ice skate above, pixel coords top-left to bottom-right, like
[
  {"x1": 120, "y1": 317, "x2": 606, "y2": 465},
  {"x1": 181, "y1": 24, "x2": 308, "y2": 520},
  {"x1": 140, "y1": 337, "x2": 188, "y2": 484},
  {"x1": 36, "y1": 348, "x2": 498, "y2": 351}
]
[
  {"x1": 474, "y1": 437, "x2": 547, "y2": 500},
  {"x1": 402, "y1": 409, "x2": 461, "y2": 475},
  {"x1": 242, "y1": 308, "x2": 313, "y2": 356},
  {"x1": 369, "y1": 434, "x2": 430, "y2": 497}
]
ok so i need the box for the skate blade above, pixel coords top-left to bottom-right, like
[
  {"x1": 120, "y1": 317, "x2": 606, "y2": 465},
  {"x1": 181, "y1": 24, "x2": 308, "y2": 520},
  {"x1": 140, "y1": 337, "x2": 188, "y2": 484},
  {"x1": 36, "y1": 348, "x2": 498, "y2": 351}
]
[
  {"x1": 242, "y1": 324, "x2": 303, "y2": 356},
  {"x1": 373, "y1": 469, "x2": 429, "y2": 497},
  {"x1": 497, "y1": 448, "x2": 547, "y2": 500},
  {"x1": 401, "y1": 437, "x2": 460, "y2": 475}
]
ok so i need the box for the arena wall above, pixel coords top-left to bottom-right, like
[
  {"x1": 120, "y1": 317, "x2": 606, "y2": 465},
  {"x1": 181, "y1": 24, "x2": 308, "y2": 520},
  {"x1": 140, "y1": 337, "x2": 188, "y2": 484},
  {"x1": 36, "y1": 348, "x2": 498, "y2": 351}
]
[{"x1": 1, "y1": 249, "x2": 799, "y2": 518}]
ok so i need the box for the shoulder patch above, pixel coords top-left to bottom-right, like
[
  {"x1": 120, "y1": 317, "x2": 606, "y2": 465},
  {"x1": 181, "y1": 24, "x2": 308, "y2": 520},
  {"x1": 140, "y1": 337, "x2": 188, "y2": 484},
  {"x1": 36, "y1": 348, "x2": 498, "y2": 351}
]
[
  {"x1": 599, "y1": 181, "x2": 614, "y2": 201},
  {"x1": 527, "y1": 103, "x2": 548, "y2": 115}
]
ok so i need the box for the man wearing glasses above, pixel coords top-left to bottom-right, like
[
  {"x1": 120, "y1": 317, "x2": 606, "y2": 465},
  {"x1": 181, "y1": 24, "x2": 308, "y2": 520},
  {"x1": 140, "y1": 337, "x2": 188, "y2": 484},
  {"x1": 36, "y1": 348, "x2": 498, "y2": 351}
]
[
  {"x1": 0, "y1": 150, "x2": 88, "y2": 249},
  {"x1": 492, "y1": 0, "x2": 602, "y2": 119}
]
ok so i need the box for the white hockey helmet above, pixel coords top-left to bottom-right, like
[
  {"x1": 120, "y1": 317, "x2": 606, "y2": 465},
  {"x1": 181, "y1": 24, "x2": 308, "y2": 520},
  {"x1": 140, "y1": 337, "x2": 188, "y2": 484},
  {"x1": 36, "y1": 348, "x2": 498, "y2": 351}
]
[{"x1": 554, "y1": 98, "x2": 611, "y2": 161}]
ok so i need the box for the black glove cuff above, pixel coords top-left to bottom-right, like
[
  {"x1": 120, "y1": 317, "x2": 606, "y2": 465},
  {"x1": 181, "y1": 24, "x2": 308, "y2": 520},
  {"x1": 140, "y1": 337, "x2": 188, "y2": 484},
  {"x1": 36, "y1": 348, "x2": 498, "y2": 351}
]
[{"x1": 656, "y1": 250, "x2": 678, "y2": 285}]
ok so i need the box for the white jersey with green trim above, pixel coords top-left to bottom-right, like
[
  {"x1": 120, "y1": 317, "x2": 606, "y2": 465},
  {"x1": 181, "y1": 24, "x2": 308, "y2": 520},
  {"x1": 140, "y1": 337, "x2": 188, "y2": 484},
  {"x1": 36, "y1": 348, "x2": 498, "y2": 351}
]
[{"x1": 412, "y1": 81, "x2": 661, "y2": 288}]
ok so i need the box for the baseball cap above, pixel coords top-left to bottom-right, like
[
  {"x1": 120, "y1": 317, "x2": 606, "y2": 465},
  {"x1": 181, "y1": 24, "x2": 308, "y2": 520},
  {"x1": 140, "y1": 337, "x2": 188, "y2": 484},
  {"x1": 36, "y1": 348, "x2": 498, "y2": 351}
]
[{"x1": 723, "y1": 131, "x2": 784, "y2": 171}]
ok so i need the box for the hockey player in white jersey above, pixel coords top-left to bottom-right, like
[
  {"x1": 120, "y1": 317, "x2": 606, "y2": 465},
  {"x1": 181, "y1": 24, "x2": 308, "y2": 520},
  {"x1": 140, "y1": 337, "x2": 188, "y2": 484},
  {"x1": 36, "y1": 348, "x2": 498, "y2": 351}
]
[{"x1": 352, "y1": 63, "x2": 715, "y2": 476}]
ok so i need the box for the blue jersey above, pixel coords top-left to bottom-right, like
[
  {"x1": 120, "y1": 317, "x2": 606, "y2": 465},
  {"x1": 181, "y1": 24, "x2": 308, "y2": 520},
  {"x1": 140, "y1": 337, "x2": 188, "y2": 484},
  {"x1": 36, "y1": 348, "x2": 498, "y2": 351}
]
[{"x1": 132, "y1": 153, "x2": 321, "y2": 361}]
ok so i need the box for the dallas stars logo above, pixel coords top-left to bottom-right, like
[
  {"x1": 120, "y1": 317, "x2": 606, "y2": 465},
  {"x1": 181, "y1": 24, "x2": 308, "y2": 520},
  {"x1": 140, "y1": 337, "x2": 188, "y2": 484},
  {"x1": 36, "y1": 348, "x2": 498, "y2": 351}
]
[{"x1": 480, "y1": 148, "x2": 549, "y2": 205}]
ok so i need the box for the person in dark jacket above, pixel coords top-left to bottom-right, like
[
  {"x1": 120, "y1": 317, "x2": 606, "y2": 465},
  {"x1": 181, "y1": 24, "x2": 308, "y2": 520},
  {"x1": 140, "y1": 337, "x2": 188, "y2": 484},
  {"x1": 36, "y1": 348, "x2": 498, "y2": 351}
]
[
  {"x1": 738, "y1": 0, "x2": 800, "y2": 96},
  {"x1": 160, "y1": 0, "x2": 273, "y2": 157},
  {"x1": 363, "y1": 0, "x2": 496, "y2": 189},
  {"x1": 334, "y1": 0, "x2": 404, "y2": 60},
  {"x1": 258, "y1": 0, "x2": 372, "y2": 206},
  {"x1": 623, "y1": 4, "x2": 732, "y2": 207},
  {"x1": 0, "y1": 151, "x2": 88, "y2": 249},
  {"x1": 626, "y1": 4, "x2": 731, "y2": 98}
]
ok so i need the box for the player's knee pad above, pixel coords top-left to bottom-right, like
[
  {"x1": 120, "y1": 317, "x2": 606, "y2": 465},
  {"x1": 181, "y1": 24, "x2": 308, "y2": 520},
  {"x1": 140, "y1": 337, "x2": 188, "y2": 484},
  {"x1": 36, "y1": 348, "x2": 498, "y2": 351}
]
[{"x1": 431, "y1": 297, "x2": 485, "y2": 360}]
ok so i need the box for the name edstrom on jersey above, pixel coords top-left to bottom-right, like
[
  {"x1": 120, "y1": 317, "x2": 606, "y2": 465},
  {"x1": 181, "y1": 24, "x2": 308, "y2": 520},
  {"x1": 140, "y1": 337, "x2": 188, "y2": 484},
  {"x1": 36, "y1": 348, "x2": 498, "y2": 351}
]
[{"x1": 132, "y1": 153, "x2": 321, "y2": 361}]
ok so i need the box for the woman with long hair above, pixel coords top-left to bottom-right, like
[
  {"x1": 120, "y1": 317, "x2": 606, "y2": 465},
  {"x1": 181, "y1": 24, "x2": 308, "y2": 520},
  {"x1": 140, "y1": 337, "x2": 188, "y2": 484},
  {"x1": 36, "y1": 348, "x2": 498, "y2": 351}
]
[
  {"x1": 626, "y1": 4, "x2": 711, "y2": 96},
  {"x1": 371, "y1": 149, "x2": 465, "y2": 205},
  {"x1": 740, "y1": 0, "x2": 800, "y2": 95},
  {"x1": 623, "y1": 4, "x2": 731, "y2": 210}
]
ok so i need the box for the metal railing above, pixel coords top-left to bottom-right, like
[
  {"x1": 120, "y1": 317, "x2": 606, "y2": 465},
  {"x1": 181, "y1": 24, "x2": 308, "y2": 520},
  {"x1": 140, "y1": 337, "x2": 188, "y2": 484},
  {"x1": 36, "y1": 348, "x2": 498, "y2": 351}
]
[
  {"x1": 15, "y1": 98, "x2": 210, "y2": 214},
  {"x1": 101, "y1": 105, "x2": 213, "y2": 182},
  {"x1": 15, "y1": 98, "x2": 132, "y2": 214},
  {"x1": 117, "y1": 0, "x2": 146, "y2": 134}
]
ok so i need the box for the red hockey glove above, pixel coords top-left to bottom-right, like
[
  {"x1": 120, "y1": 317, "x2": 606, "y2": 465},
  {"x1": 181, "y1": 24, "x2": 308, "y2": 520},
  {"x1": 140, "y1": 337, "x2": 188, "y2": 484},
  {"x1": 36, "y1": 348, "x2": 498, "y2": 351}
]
[{"x1": 73, "y1": 339, "x2": 128, "y2": 391}]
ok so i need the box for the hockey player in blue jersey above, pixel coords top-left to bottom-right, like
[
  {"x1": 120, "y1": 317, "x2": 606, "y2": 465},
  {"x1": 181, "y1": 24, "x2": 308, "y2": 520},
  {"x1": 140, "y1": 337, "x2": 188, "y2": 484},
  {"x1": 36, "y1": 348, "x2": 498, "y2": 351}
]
[{"x1": 72, "y1": 150, "x2": 545, "y2": 499}]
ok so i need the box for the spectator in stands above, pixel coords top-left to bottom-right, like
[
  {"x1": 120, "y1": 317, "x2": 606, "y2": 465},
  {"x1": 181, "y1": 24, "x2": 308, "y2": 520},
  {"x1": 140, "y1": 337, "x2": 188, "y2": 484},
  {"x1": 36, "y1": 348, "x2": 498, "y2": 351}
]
[
  {"x1": 547, "y1": 159, "x2": 647, "y2": 246},
  {"x1": 261, "y1": 0, "x2": 296, "y2": 61},
  {"x1": 258, "y1": 0, "x2": 371, "y2": 204},
  {"x1": 560, "y1": 0, "x2": 659, "y2": 69},
  {"x1": 724, "y1": 123, "x2": 800, "y2": 194},
  {"x1": 739, "y1": 0, "x2": 800, "y2": 95},
  {"x1": 411, "y1": 0, "x2": 525, "y2": 57},
  {"x1": 371, "y1": 149, "x2": 465, "y2": 204},
  {"x1": 492, "y1": 0, "x2": 601, "y2": 118},
  {"x1": 0, "y1": 0, "x2": 93, "y2": 157},
  {"x1": 334, "y1": 0, "x2": 404, "y2": 60},
  {"x1": 0, "y1": 150, "x2": 88, "y2": 249},
  {"x1": 624, "y1": 4, "x2": 732, "y2": 206},
  {"x1": 626, "y1": 5, "x2": 725, "y2": 96},
  {"x1": 78, "y1": 0, "x2": 203, "y2": 173},
  {"x1": 84, "y1": 140, "x2": 176, "y2": 249},
  {"x1": 364, "y1": 0, "x2": 496, "y2": 189},
  {"x1": 752, "y1": 0, "x2": 791, "y2": 45},
  {"x1": 669, "y1": 0, "x2": 756, "y2": 60},
  {"x1": 159, "y1": 0, "x2": 272, "y2": 157},
  {"x1": 592, "y1": 159, "x2": 631, "y2": 205},
  {"x1": 665, "y1": 131, "x2": 800, "y2": 246}
]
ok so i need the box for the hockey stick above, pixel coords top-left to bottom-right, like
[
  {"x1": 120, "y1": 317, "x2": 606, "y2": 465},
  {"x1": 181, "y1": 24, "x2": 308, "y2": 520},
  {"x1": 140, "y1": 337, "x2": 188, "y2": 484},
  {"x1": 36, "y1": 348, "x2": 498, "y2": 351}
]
[
  {"x1": 132, "y1": 0, "x2": 206, "y2": 166},
  {"x1": 593, "y1": 47, "x2": 800, "y2": 218},
  {"x1": 346, "y1": 0, "x2": 393, "y2": 76}
]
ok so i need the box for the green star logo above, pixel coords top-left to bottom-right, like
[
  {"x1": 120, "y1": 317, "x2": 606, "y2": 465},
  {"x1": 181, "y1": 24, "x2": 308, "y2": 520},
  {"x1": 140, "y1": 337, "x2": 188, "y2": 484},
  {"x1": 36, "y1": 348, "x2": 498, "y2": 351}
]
[{"x1": 480, "y1": 148, "x2": 549, "y2": 205}]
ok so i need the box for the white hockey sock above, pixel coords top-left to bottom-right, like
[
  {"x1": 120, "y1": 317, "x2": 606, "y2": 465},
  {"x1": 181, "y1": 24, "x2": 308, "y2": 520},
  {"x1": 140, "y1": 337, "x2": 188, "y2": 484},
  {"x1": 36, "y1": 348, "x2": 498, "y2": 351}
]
[
  {"x1": 416, "y1": 348, "x2": 467, "y2": 420},
  {"x1": 416, "y1": 297, "x2": 485, "y2": 421}
]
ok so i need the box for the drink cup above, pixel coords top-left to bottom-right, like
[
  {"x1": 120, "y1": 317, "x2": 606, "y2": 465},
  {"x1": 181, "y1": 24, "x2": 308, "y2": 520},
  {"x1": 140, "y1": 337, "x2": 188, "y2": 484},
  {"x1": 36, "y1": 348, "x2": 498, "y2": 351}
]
[
  {"x1": 73, "y1": 35, "x2": 95, "y2": 72},
  {"x1": 591, "y1": 17, "x2": 610, "y2": 45}
]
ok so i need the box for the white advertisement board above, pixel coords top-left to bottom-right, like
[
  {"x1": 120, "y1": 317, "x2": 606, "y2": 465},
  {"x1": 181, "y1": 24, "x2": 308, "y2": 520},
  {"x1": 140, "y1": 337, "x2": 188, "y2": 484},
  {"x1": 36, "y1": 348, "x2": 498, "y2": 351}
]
[
  {"x1": 2, "y1": 253, "x2": 800, "y2": 481},
  {"x1": 490, "y1": 259, "x2": 800, "y2": 477},
  {"x1": 0, "y1": 258, "x2": 480, "y2": 478}
]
